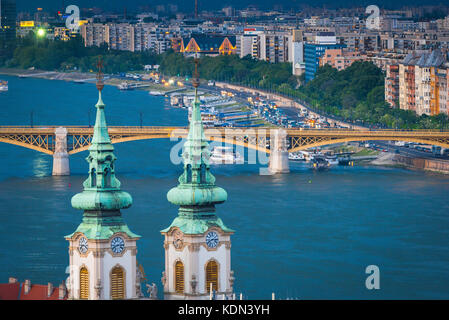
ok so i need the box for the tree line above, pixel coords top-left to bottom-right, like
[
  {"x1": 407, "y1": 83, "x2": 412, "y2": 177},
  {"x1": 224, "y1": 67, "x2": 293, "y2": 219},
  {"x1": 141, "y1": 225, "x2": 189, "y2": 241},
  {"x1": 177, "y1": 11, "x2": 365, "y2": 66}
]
[{"x1": 1, "y1": 35, "x2": 448, "y2": 129}]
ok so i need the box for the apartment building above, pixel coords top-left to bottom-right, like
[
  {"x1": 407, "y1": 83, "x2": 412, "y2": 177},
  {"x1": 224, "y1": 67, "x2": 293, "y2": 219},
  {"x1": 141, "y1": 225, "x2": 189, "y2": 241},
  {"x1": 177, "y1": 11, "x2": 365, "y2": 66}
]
[
  {"x1": 0, "y1": 0, "x2": 16, "y2": 42},
  {"x1": 319, "y1": 48, "x2": 364, "y2": 71},
  {"x1": 393, "y1": 50, "x2": 449, "y2": 116},
  {"x1": 337, "y1": 31, "x2": 380, "y2": 52},
  {"x1": 81, "y1": 23, "x2": 109, "y2": 47},
  {"x1": 385, "y1": 64, "x2": 400, "y2": 107},
  {"x1": 304, "y1": 32, "x2": 345, "y2": 82},
  {"x1": 81, "y1": 23, "x2": 178, "y2": 52},
  {"x1": 236, "y1": 28, "x2": 292, "y2": 63},
  {"x1": 260, "y1": 31, "x2": 292, "y2": 63},
  {"x1": 236, "y1": 27, "x2": 264, "y2": 59},
  {"x1": 291, "y1": 29, "x2": 305, "y2": 76},
  {"x1": 108, "y1": 24, "x2": 135, "y2": 51}
]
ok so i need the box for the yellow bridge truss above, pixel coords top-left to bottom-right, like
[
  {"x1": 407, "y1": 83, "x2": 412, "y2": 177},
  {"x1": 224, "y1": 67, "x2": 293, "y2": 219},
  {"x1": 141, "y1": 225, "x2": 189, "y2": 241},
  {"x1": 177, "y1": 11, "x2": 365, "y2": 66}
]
[{"x1": 1, "y1": 126, "x2": 449, "y2": 155}]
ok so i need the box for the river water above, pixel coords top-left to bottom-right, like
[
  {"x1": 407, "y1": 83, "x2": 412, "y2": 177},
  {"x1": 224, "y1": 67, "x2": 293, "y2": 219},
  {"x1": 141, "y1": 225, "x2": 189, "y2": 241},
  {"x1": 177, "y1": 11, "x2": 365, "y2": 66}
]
[{"x1": 1, "y1": 74, "x2": 449, "y2": 299}]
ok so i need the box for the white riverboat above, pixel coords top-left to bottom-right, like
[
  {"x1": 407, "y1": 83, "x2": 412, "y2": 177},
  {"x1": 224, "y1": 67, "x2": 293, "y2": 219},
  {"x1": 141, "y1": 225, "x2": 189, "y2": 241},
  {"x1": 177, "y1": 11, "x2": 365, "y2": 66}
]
[
  {"x1": 288, "y1": 152, "x2": 305, "y2": 161},
  {"x1": 209, "y1": 146, "x2": 243, "y2": 164},
  {"x1": 0, "y1": 81, "x2": 8, "y2": 92},
  {"x1": 325, "y1": 154, "x2": 339, "y2": 166},
  {"x1": 118, "y1": 82, "x2": 133, "y2": 90},
  {"x1": 149, "y1": 90, "x2": 164, "y2": 96}
]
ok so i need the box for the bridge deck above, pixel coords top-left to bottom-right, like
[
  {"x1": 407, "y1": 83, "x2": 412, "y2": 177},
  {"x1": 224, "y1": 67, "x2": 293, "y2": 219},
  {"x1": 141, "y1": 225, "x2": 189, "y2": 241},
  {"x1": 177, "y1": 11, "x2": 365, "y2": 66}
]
[{"x1": 1, "y1": 126, "x2": 449, "y2": 155}]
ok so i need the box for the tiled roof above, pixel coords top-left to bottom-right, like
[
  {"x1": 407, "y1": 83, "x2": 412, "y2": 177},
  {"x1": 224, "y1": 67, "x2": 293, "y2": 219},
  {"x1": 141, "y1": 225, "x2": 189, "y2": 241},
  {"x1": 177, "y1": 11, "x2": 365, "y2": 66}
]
[
  {"x1": 193, "y1": 35, "x2": 225, "y2": 51},
  {"x1": 19, "y1": 284, "x2": 66, "y2": 300},
  {"x1": 402, "y1": 50, "x2": 446, "y2": 67},
  {"x1": 187, "y1": 35, "x2": 235, "y2": 52},
  {"x1": 0, "y1": 283, "x2": 21, "y2": 300},
  {"x1": 0, "y1": 282, "x2": 67, "y2": 300}
]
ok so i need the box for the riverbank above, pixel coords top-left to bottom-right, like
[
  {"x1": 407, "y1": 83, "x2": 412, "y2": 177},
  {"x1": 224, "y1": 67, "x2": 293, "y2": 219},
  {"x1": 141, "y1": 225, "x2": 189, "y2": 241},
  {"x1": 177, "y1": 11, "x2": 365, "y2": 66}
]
[
  {"x1": 0, "y1": 68, "x2": 365, "y2": 130},
  {"x1": 215, "y1": 82, "x2": 367, "y2": 130},
  {"x1": 393, "y1": 154, "x2": 449, "y2": 174},
  {"x1": 0, "y1": 68, "x2": 94, "y2": 81},
  {"x1": 0, "y1": 68, "x2": 179, "y2": 94},
  {"x1": 323, "y1": 142, "x2": 448, "y2": 173}
]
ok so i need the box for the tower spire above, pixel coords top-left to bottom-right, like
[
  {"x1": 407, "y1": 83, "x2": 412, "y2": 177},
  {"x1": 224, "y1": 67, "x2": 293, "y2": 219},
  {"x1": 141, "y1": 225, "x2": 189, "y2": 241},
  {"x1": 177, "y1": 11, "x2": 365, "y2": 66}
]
[
  {"x1": 161, "y1": 59, "x2": 235, "y2": 300},
  {"x1": 65, "y1": 58, "x2": 140, "y2": 300},
  {"x1": 69, "y1": 57, "x2": 137, "y2": 237},
  {"x1": 164, "y1": 57, "x2": 231, "y2": 231}
]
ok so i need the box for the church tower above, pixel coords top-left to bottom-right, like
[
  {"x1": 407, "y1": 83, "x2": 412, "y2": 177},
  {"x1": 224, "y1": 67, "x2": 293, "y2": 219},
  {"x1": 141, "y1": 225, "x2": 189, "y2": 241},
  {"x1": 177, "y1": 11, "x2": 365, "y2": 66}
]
[
  {"x1": 65, "y1": 61, "x2": 141, "y2": 300},
  {"x1": 161, "y1": 59, "x2": 235, "y2": 300}
]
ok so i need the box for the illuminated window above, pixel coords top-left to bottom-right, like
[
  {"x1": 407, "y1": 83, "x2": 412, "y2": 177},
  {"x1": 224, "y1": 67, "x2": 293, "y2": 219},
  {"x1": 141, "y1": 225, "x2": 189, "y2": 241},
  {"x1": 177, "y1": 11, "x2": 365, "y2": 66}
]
[
  {"x1": 80, "y1": 267, "x2": 89, "y2": 299},
  {"x1": 111, "y1": 266, "x2": 125, "y2": 299},
  {"x1": 175, "y1": 261, "x2": 184, "y2": 294},
  {"x1": 205, "y1": 260, "x2": 218, "y2": 292}
]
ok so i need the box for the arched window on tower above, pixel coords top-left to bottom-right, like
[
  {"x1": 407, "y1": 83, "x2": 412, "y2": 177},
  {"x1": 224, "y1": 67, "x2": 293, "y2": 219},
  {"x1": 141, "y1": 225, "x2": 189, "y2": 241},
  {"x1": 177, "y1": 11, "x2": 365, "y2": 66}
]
[
  {"x1": 110, "y1": 266, "x2": 125, "y2": 299},
  {"x1": 186, "y1": 164, "x2": 192, "y2": 183},
  {"x1": 91, "y1": 169, "x2": 96, "y2": 187},
  {"x1": 200, "y1": 164, "x2": 206, "y2": 183},
  {"x1": 80, "y1": 267, "x2": 89, "y2": 299},
  {"x1": 104, "y1": 167, "x2": 111, "y2": 188},
  {"x1": 206, "y1": 260, "x2": 218, "y2": 293},
  {"x1": 175, "y1": 261, "x2": 184, "y2": 294}
]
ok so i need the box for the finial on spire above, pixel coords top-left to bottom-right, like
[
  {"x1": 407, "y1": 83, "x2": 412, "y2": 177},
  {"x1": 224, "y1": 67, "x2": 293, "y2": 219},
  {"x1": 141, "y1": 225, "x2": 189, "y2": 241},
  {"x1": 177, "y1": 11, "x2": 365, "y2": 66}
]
[
  {"x1": 96, "y1": 57, "x2": 104, "y2": 92},
  {"x1": 192, "y1": 53, "x2": 200, "y2": 88}
]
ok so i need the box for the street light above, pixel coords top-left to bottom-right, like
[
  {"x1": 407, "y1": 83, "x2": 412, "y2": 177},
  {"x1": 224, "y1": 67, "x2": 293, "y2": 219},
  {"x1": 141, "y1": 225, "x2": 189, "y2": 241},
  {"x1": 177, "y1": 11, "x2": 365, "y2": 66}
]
[{"x1": 36, "y1": 28, "x2": 46, "y2": 38}]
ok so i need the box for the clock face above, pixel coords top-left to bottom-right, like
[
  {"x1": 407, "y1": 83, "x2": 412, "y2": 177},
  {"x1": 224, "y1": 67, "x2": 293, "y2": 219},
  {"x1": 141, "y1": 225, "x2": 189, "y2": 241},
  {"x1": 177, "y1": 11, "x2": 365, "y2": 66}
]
[
  {"x1": 79, "y1": 237, "x2": 88, "y2": 254},
  {"x1": 111, "y1": 237, "x2": 125, "y2": 254},
  {"x1": 205, "y1": 231, "x2": 219, "y2": 248}
]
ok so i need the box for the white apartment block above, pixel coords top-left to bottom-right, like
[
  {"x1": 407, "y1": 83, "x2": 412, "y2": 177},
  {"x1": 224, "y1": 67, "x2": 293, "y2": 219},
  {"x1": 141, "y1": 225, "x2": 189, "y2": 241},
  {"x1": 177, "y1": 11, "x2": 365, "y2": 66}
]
[
  {"x1": 81, "y1": 23, "x2": 181, "y2": 53},
  {"x1": 236, "y1": 27, "x2": 293, "y2": 64}
]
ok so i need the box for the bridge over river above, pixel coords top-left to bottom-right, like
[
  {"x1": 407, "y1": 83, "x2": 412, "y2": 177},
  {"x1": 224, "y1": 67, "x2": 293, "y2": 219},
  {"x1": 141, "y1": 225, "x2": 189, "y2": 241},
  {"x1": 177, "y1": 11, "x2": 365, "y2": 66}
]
[{"x1": 1, "y1": 126, "x2": 449, "y2": 175}]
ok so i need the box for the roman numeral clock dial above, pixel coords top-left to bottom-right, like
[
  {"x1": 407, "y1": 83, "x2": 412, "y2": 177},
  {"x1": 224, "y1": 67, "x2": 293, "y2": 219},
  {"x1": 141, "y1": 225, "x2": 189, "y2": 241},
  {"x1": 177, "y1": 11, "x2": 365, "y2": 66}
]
[
  {"x1": 79, "y1": 237, "x2": 88, "y2": 254},
  {"x1": 205, "y1": 231, "x2": 219, "y2": 248},
  {"x1": 111, "y1": 237, "x2": 125, "y2": 254}
]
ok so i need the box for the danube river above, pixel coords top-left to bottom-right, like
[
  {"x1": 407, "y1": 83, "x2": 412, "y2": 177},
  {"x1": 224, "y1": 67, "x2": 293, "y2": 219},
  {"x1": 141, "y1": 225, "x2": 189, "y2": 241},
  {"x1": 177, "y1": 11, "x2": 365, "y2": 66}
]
[{"x1": 1, "y1": 75, "x2": 449, "y2": 299}]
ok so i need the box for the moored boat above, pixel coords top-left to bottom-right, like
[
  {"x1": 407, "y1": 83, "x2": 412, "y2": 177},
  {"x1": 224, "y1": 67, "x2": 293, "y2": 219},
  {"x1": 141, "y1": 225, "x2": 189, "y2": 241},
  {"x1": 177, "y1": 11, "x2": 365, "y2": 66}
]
[
  {"x1": 0, "y1": 80, "x2": 8, "y2": 92},
  {"x1": 118, "y1": 82, "x2": 133, "y2": 90},
  {"x1": 325, "y1": 154, "x2": 339, "y2": 165},
  {"x1": 310, "y1": 155, "x2": 330, "y2": 171},
  {"x1": 288, "y1": 152, "x2": 305, "y2": 161},
  {"x1": 149, "y1": 90, "x2": 164, "y2": 96},
  {"x1": 209, "y1": 146, "x2": 243, "y2": 164}
]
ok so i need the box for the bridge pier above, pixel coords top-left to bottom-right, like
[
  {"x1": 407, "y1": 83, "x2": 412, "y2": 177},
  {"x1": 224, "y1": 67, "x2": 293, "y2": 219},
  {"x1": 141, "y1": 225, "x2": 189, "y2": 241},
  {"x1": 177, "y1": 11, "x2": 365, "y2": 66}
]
[
  {"x1": 52, "y1": 127, "x2": 70, "y2": 176},
  {"x1": 269, "y1": 129, "x2": 290, "y2": 174}
]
